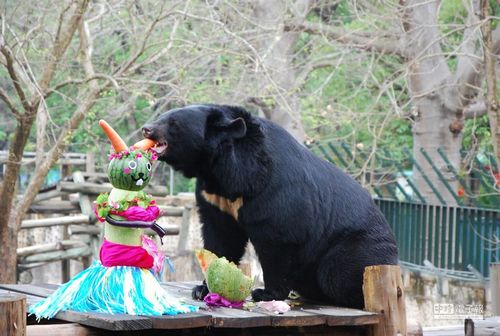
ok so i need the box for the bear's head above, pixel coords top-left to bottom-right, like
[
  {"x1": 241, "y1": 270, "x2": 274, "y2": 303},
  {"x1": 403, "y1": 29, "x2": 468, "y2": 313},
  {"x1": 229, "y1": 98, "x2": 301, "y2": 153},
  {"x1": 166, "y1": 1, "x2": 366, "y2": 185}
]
[{"x1": 142, "y1": 104, "x2": 271, "y2": 196}]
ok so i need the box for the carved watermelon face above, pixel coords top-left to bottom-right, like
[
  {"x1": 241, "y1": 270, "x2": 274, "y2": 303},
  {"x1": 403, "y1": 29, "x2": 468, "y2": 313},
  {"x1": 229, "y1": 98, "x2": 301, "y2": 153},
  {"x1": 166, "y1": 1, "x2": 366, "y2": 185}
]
[{"x1": 108, "y1": 152, "x2": 152, "y2": 191}]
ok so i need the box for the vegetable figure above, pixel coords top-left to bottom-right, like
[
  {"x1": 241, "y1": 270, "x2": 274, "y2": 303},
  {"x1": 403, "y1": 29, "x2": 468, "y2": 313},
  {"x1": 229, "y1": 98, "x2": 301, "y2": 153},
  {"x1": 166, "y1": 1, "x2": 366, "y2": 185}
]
[
  {"x1": 29, "y1": 120, "x2": 197, "y2": 319},
  {"x1": 195, "y1": 249, "x2": 253, "y2": 306}
]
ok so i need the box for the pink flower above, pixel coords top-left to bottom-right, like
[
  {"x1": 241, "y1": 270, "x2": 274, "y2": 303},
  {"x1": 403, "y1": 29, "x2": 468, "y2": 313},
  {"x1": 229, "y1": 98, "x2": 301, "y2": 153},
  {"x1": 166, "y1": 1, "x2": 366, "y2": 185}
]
[
  {"x1": 135, "y1": 153, "x2": 142, "y2": 158},
  {"x1": 123, "y1": 167, "x2": 131, "y2": 174},
  {"x1": 129, "y1": 146, "x2": 136, "y2": 151},
  {"x1": 123, "y1": 150, "x2": 129, "y2": 156},
  {"x1": 116, "y1": 153, "x2": 123, "y2": 159},
  {"x1": 108, "y1": 153, "x2": 115, "y2": 160}
]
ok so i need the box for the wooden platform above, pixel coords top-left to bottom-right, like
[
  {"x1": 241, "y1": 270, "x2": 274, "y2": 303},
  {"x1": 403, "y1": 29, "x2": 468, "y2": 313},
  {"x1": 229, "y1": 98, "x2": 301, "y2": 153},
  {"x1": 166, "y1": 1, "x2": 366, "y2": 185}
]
[{"x1": 0, "y1": 281, "x2": 382, "y2": 335}]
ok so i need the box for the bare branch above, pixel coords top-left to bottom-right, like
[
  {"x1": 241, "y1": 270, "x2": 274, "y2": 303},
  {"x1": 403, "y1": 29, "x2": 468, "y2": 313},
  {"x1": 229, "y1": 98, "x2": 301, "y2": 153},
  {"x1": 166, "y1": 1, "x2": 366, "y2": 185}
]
[
  {"x1": 0, "y1": 45, "x2": 31, "y2": 111},
  {"x1": 464, "y1": 101, "x2": 487, "y2": 119},
  {"x1": 36, "y1": 0, "x2": 90, "y2": 94},
  {"x1": 45, "y1": 74, "x2": 119, "y2": 98},
  {"x1": 284, "y1": 21, "x2": 404, "y2": 56},
  {"x1": 0, "y1": 87, "x2": 21, "y2": 116}
]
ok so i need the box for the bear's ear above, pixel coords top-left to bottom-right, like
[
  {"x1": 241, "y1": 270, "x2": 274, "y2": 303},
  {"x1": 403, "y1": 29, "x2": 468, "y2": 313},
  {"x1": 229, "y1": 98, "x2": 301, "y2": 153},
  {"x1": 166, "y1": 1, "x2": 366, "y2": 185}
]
[{"x1": 224, "y1": 117, "x2": 247, "y2": 139}]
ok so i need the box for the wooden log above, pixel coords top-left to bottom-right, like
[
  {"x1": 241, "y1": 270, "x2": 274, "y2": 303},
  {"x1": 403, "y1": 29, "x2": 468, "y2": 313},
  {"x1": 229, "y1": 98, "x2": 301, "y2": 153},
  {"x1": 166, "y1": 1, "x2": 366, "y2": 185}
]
[
  {"x1": 69, "y1": 225, "x2": 101, "y2": 235},
  {"x1": 363, "y1": 265, "x2": 406, "y2": 336},
  {"x1": 21, "y1": 214, "x2": 90, "y2": 229},
  {"x1": 0, "y1": 293, "x2": 26, "y2": 336},
  {"x1": 58, "y1": 181, "x2": 168, "y2": 196},
  {"x1": 158, "y1": 205, "x2": 184, "y2": 217},
  {"x1": 28, "y1": 201, "x2": 79, "y2": 213},
  {"x1": 22, "y1": 246, "x2": 91, "y2": 263},
  {"x1": 17, "y1": 240, "x2": 87, "y2": 257},
  {"x1": 33, "y1": 190, "x2": 65, "y2": 203},
  {"x1": 490, "y1": 263, "x2": 500, "y2": 315},
  {"x1": 465, "y1": 317, "x2": 500, "y2": 336},
  {"x1": 18, "y1": 262, "x2": 49, "y2": 271},
  {"x1": 144, "y1": 225, "x2": 180, "y2": 236}
]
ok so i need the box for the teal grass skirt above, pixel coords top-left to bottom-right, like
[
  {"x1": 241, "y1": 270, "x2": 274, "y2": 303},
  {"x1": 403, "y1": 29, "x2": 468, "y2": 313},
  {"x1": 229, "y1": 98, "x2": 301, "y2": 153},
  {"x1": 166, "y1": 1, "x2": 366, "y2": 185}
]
[{"x1": 29, "y1": 261, "x2": 198, "y2": 319}]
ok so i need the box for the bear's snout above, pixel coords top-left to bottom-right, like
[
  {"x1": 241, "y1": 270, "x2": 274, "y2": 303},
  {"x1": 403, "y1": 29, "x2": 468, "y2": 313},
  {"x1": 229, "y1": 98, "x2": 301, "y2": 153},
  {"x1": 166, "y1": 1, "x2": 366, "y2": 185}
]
[{"x1": 142, "y1": 125, "x2": 154, "y2": 138}]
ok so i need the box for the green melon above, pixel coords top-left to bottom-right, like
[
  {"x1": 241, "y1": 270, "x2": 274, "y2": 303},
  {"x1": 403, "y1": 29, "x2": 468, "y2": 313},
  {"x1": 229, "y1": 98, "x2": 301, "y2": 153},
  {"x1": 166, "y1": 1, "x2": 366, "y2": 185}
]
[
  {"x1": 206, "y1": 257, "x2": 253, "y2": 302},
  {"x1": 108, "y1": 154, "x2": 152, "y2": 191}
]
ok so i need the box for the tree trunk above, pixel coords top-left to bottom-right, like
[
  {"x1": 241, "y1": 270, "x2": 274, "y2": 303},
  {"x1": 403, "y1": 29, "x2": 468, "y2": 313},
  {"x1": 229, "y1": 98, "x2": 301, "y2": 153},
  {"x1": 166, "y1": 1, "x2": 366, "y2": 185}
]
[
  {"x1": 404, "y1": 0, "x2": 461, "y2": 205},
  {"x1": 480, "y1": 0, "x2": 499, "y2": 165},
  {"x1": 0, "y1": 213, "x2": 19, "y2": 283},
  {"x1": 412, "y1": 99, "x2": 462, "y2": 205},
  {"x1": 253, "y1": 0, "x2": 308, "y2": 142}
]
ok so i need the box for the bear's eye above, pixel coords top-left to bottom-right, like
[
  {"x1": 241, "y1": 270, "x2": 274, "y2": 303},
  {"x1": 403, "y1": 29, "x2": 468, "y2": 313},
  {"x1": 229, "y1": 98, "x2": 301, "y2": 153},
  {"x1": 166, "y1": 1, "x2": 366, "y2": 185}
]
[
  {"x1": 128, "y1": 161, "x2": 137, "y2": 170},
  {"x1": 146, "y1": 162, "x2": 152, "y2": 171},
  {"x1": 168, "y1": 119, "x2": 176, "y2": 126}
]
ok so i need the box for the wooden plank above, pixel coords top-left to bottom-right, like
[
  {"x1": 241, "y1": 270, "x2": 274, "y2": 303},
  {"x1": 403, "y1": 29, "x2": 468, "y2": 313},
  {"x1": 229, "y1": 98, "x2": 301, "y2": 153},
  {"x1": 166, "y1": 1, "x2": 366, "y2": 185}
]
[
  {"x1": 0, "y1": 285, "x2": 152, "y2": 331},
  {"x1": 301, "y1": 306, "x2": 381, "y2": 326},
  {"x1": 27, "y1": 323, "x2": 107, "y2": 336},
  {"x1": 261, "y1": 308, "x2": 326, "y2": 327},
  {"x1": 164, "y1": 282, "x2": 357, "y2": 329},
  {"x1": 151, "y1": 312, "x2": 212, "y2": 329},
  {"x1": 0, "y1": 293, "x2": 26, "y2": 336},
  {"x1": 50, "y1": 310, "x2": 153, "y2": 331},
  {"x1": 165, "y1": 282, "x2": 377, "y2": 327},
  {"x1": 161, "y1": 282, "x2": 272, "y2": 328}
]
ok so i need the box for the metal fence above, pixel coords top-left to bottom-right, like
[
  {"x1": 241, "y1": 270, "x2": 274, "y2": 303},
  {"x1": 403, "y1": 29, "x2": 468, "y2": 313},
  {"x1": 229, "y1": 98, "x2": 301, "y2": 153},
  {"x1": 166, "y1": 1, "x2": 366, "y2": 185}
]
[
  {"x1": 310, "y1": 141, "x2": 500, "y2": 278},
  {"x1": 309, "y1": 141, "x2": 500, "y2": 209},
  {"x1": 376, "y1": 199, "x2": 500, "y2": 278}
]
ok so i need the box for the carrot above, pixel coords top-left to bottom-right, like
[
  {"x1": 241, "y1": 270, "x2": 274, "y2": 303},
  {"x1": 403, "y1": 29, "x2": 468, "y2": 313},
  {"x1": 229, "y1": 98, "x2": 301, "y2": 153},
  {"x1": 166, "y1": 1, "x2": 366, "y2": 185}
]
[
  {"x1": 133, "y1": 138, "x2": 157, "y2": 151},
  {"x1": 99, "y1": 120, "x2": 128, "y2": 153}
]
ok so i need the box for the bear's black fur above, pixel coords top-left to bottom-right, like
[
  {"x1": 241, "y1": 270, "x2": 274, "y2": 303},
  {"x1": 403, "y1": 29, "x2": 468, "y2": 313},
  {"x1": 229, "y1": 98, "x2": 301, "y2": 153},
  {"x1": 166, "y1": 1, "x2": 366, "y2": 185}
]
[{"x1": 143, "y1": 104, "x2": 398, "y2": 308}]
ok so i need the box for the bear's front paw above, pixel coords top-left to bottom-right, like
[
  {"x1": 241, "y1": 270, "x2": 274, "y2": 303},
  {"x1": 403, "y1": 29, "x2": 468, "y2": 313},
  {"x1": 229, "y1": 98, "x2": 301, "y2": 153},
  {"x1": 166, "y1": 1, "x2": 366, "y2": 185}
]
[
  {"x1": 192, "y1": 283, "x2": 209, "y2": 300},
  {"x1": 251, "y1": 288, "x2": 289, "y2": 302}
]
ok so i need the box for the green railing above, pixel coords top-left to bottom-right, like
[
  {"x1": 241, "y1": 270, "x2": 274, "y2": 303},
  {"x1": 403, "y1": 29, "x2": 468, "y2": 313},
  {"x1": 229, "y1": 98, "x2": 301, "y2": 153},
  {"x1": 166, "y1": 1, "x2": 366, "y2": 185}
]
[
  {"x1": 309, "y1": 140, "x2": 500, "y2": 209},
  {"x1": 376, "y1": 199, "x2": 500, "y2": 278}
]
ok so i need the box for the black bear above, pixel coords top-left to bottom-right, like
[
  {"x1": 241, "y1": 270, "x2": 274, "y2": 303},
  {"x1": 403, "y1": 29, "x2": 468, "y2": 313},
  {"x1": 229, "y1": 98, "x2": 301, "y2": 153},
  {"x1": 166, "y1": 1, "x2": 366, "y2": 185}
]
[{"x1": 142, "y1": 104, "x2": 398, "y2": 308}]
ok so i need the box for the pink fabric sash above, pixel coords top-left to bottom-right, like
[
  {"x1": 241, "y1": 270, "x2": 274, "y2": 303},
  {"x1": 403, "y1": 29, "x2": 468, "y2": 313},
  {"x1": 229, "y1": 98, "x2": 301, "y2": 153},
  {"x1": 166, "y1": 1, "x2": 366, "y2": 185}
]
[
  {"x1": 110, "y1": 205, "x2": 160, "y2": 221},
  {"x1": 99, "y1": 238, "x2": 154, "y2": 269}
]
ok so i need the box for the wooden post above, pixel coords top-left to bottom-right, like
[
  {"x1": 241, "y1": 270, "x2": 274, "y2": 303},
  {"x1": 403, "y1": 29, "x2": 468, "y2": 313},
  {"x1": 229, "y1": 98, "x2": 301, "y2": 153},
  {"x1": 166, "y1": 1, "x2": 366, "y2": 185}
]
[
  {"x1": 61, "y1": 163, "x2": 72, "y2": 282},
  {"x1": 177, "y1": 205, "x2": 192, "y2": 252},
  {"x1": 73, "y1": 171, "x2": 98, "y2": 267},
  {"x1": 491, "y1": 262, "x2": 500, "y2": 315},
  {"x1": 363, "y1": 265, "x2": 407, "y2": 336},
  {"x1": 0, "y1": 293, "x2": 26, "y2": 336},
  {"x1": 85, "y1": 152, "x2": 95, "y2": 174}
]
